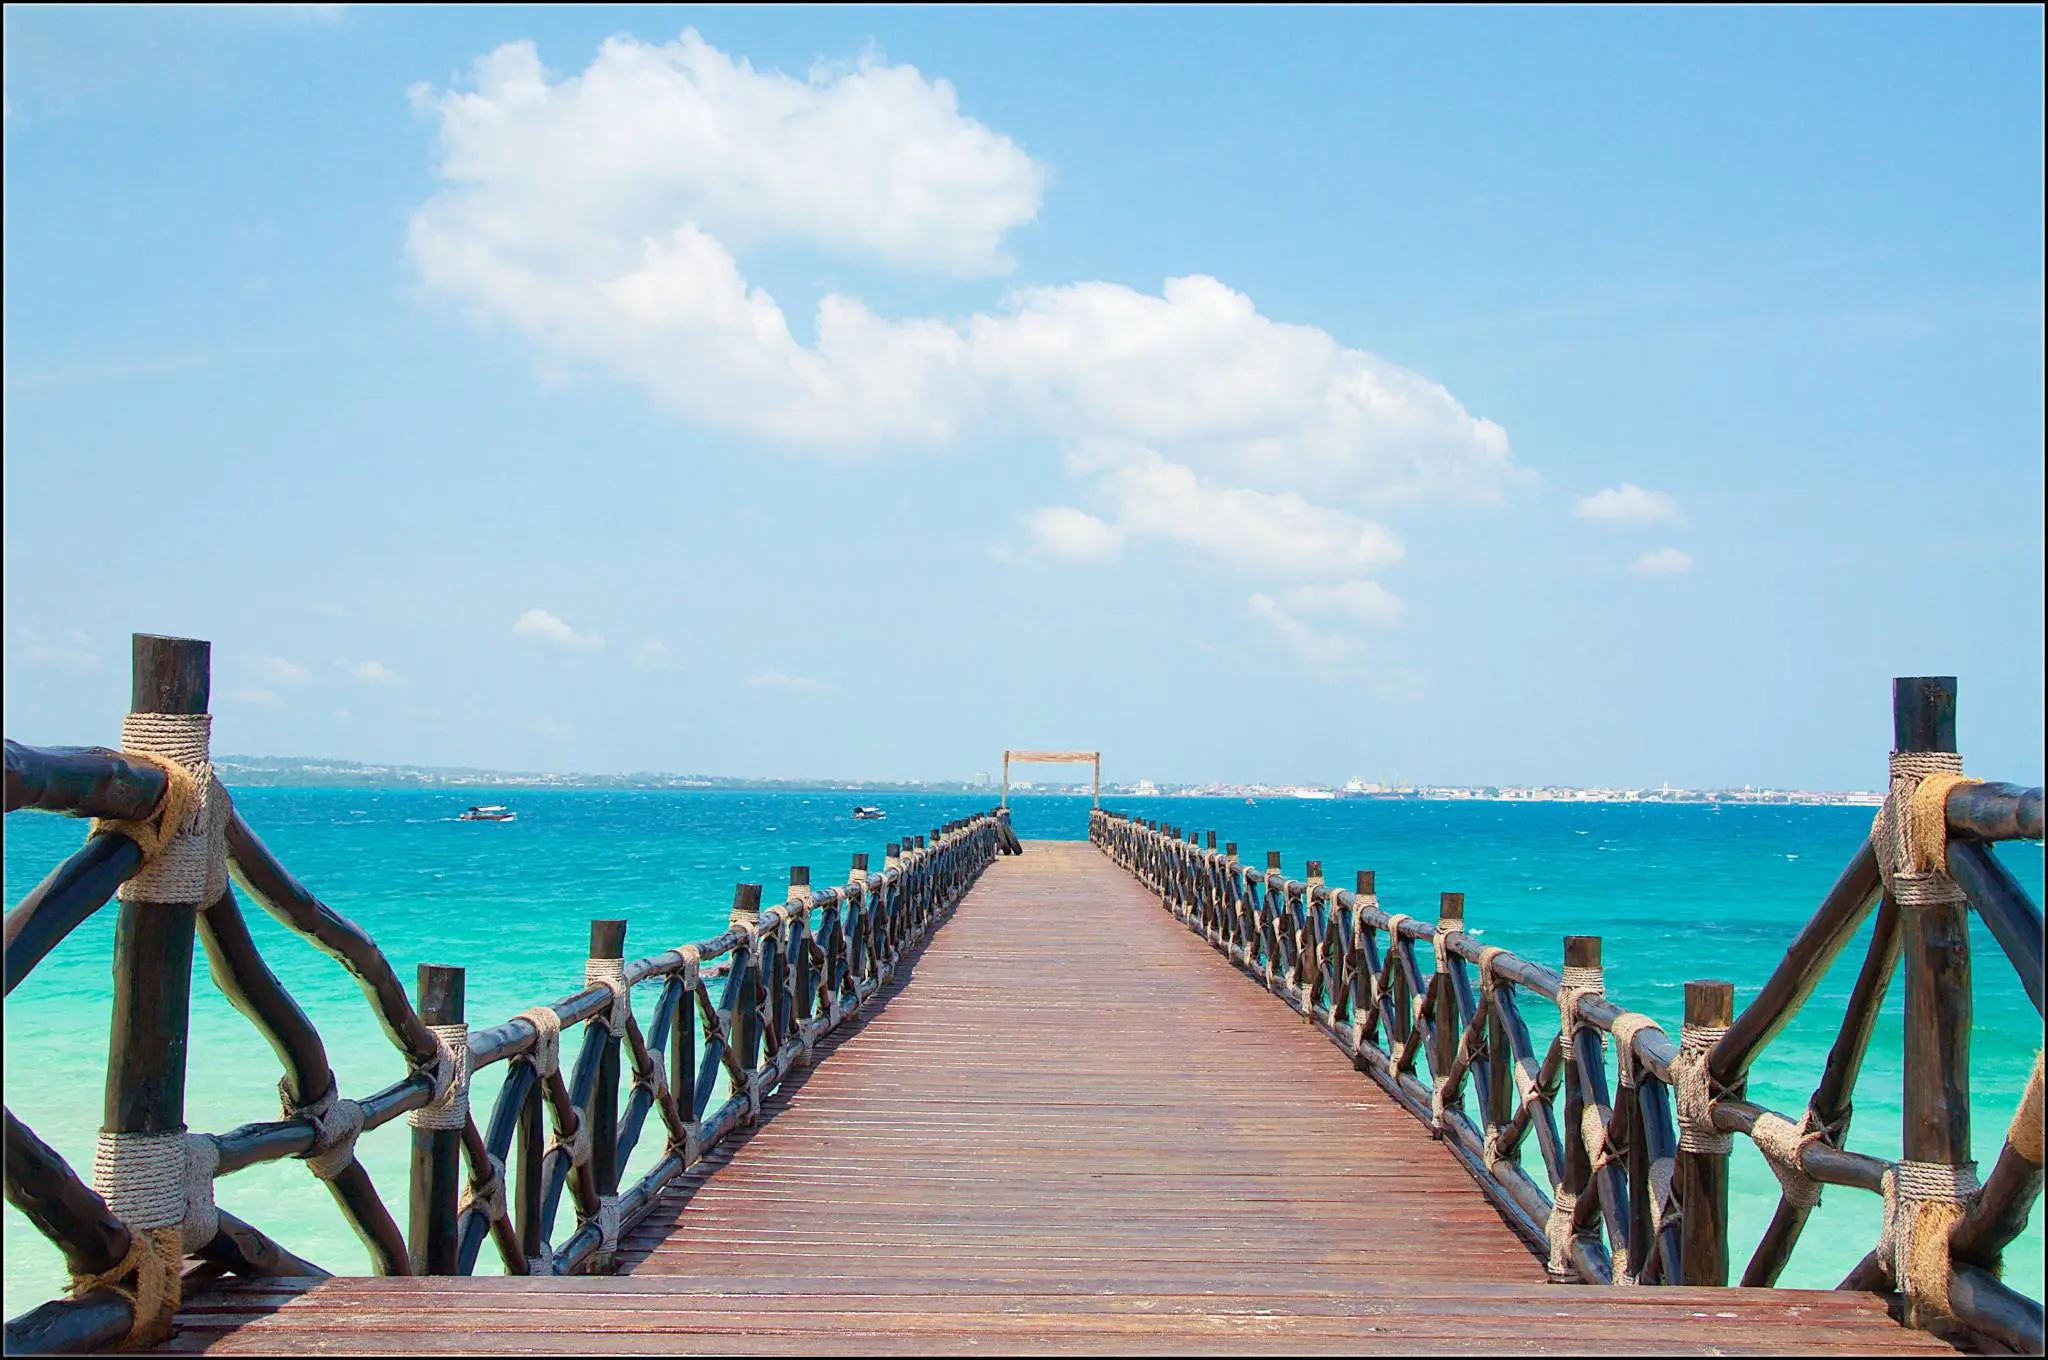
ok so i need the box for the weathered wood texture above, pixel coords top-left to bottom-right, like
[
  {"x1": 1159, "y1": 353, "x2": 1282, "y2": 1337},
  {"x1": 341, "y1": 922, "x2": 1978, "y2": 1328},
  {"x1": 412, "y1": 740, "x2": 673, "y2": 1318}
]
[{"x1": 164, "y1": 843, "x2": 1951, "y2": 1355}]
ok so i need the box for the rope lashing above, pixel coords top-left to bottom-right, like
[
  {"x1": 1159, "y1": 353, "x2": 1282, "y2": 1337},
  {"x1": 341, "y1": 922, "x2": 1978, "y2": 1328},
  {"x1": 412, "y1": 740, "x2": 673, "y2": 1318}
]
[
  {"x1": 1878, "y1": 1160, "x2": 1981, "y2": 1320},
  {"x1": 595, "y1": 1194, "x2": 621, "y2": 1254},
  {"x1": 1544, "y1": 1188, "x2": 1580, "y2": 1282},
  {"x1": 407, "y1": 1022, "x2": 469, "y2": 1130},
  {"x1": 1871, "y1": 751, "x2": 1979, "y2": 908},
  {"x1": 181, "y1": 1134, "x2": 220, "y2": 1252},
  {"x1": 1477, "y1": 945, "x2": 1507, "y2": 996},
  {"x1": 517, "y1": 1006, "x2": 562, "y2": 1080},
  {"x1": 586, "y1": 955, "x2": 631, "y2": 1034},
  {"x1": 1750, "y1": 1111, "x2": 1824, "y2": 1208},
  {"x1": 282, "y1": 1079, "x2": 367, "y2": 1181},
  {"x1": 1581, "y1": 1104, "x2": 1613, "y2": 1171},
  {"x1": 69, "y1": 1226, "x2": 183, "y2": 1349},
  {"x1": 1672, "y1": 1022, "x2": 1732, "y2": 1155},
  {"x1": 2011, "y1": 1050, "x2": 2045, "y2": 1167},
  {"x1": 86, "y1": 1129, "x2": 189, "y2": 1346},
  {"x1": 91, "y1": 713, "x2": 230, "y2": 907},
  {"x1": 1607, "y1": 1012, "x2": 1663, "y2": 1089},
  {"x1": 549, "y1": 1110, "x2": 592, "y2": 1169},
  {"x1": 1482, "y1": 1127, "x2": 1506, "y2": 1170},
  {"x1": 527, "y1": 1241, "x2": 556, "y2": 1277},
  {"x1": 1558, "y1": 963, "x2": 1604, "y2": 1044},
  {"x1": 460, "y1": 1152, "x2": 507, "y2": 1223}
]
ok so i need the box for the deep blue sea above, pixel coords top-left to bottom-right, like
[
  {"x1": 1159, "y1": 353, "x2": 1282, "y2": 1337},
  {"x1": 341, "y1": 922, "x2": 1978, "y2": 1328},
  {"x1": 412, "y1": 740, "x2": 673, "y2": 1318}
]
[{"x1": 4, "y1": 788, "x2": 2040, "y2": 1315}]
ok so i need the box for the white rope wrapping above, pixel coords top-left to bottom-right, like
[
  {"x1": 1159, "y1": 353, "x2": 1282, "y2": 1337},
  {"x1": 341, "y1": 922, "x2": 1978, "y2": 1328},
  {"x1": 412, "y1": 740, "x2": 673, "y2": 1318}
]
[
  {"x1": 1612, "y1": 1240, "x2": 1631, "y2": 1287},
  {"x1": 1581, "y1": 1105, "x2": 1611, "y2": 1170},
  {"x1": 1673, "y1": 1022, "x2": 1732, "y2": 1154},
  {"x1": 1608, "y1": 1012, "x2": 1663, "y2": 1089},
  {"x1": 595, "y1": 1194, "x2": 621, "y2": 1253},
  {"x1": 1558, "y1": 964, "x2": 1604, "y2": 1042},
  {"x1": 1477, "y1": 945, "x2": 1507, "y2": 995},
  {"x1": 586, "y1": 956, "x2": 630, "y2": 1033},
  {"x1": 550, "y1": 1110, "x2": 592, "y2": 1169},
  {"x1": 1430, "y1": 1079, "x2": 1449, "y2": 1134},
  {"x1": 1482, "y1": 1127, "x2": 1505, "y2": 1169},
  {"x1": 1751, "y1": 1111, "x2": 1824, "y2": 1208},
  {"x1": 518, "y1": 1006, "x2": 562, "y2": 1080},
  {"x1": 181, "y1": 1134, "x2": 220, "y2": 1251},
  {"x1": 1873, "y1": 751, "x2": 1970, "y2": 908},
  {"x1": 527, "y1": 1241, "x2": 555, "y2": 1277},
  {"x1": 460, "y1": 1152, "x2": 507, "y2": 1223},
  {"x1": 408, "y1": 1023, "x2": 469, "y2": 1130},
  {"x1": 115, "y1": 713, "x2": 228, "y2": 906},
  {"x1": 93, "y1": 1130, "x2": 186, "y2": 1230},
  {"x1": 1878, "y1": 1160, "x2": 1981, "y2": 1312},
  {"x1": 1545, "y1": 1189, "x2": 1580, "y2": 1281},
  {"x1": 284, "y1": 1080, "x2": 367, "y2": 1181},
  {"x1": 1513, "y1": 1056, "x2": 1540, "y2": 1110}
]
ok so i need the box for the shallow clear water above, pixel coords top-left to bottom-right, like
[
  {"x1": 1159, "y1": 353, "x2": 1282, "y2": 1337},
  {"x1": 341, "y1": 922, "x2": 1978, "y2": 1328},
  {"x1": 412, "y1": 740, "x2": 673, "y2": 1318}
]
[{"x1": 4, "y1": 788, "x2": 2039, "y2": 1315}]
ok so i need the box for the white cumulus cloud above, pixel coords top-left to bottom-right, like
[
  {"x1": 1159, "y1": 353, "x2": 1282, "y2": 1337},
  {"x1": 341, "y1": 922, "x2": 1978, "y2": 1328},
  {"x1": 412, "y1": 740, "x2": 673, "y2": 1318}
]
[
  {"x1": 632, "y1": 638, "x2": 676, "y2": 669},
  {"x1": 407, "y1": 32, "x2": 1521, "y2": 510},
  {"x1": 1021, "y1": 506, "x2": 1124, "y2": 564},
  {"x1": 1575, "y1": 483, "x2": 1681, "y2": 525},
  {"x1": 1277, "y1": 579, "x2": 1406, "y2": 629},
  {"x1": 1632, "y1": 547, "x2": 1695, "y2": 575},
  {"x1": 513, "y1": 608, "x2": 605, "y2": 651},
  {"x1": 346, "y1": 660, "x2": 405, "y2": 685}
]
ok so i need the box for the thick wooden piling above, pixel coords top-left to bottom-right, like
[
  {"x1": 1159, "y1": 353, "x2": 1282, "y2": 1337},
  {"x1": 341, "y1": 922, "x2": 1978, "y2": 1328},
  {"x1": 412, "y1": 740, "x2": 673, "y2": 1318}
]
[{"x1": 409, "y1": 964, "x2": 465, "y2": 1275}]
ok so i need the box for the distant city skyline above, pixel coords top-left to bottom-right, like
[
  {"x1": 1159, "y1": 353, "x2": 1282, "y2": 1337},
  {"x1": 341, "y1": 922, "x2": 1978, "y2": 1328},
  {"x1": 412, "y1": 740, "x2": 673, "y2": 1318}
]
[{"x1": 5, "y1": 7, "x2": 2042, "y2": 791}]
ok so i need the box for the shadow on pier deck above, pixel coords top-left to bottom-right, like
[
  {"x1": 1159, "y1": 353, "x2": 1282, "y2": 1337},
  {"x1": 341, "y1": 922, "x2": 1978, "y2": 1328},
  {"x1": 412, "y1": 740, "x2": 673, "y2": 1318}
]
[{"x1": 168, "y1": 842, "x2": 1947, "y2": 1355}]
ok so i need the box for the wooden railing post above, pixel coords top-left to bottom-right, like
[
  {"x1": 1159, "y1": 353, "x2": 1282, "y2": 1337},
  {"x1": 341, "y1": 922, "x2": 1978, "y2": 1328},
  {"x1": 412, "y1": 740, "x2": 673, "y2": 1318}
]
[
  {"x1": 1893, "y1": 676, "x2": 1973, "y2": 1326},
  {"x1": 1433, "y1": 893, "x2": 1466, "y2": 1109},
  {"x1": 97, "y1": 634, "x2": 210, "y2": 1341},
  {"x1": 409, "y1": 963, "x2": 465, "y2": 1274},
  {"x1": 587, "y1": 918, "x2": 626, "y2": 1273},
  {"x1": 1677, "y1": 978, "x2": 1735, "y2": 1285}
]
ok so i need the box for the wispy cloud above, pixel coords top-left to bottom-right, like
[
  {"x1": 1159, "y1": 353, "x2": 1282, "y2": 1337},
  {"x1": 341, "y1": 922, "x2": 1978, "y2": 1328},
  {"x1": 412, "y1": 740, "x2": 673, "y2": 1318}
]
[
  {"x1": 229, "y1": 688, "x2": 286, "y2": 710},
  {"x1": 344, "y1": 659, "x2": 405, "y2": 685},
  {"x1": 257, "y1": 655, "x2": 312, "y2": 685},
  {"x1": 632, "y1": 638, "x2": 677, "y2": 669},
  {"x1": 748, "y1": 669, "x2": 834, "y2": 693},
  {"x1": 513, "y1": 608, "x2": 605, "y2": 651},
  {"x1": 14, "y1": 626, "x2": 100, "y2": 670},
  {"x1": 1574, "y1": 483, "x2": 1681, "y2": 525},
  {"x1": 1020, "y1": 506, "x2": 1125, "y2": 564},
  {"x1": 1632, "y1": 547, "x2": 1696, "y2": 576}
]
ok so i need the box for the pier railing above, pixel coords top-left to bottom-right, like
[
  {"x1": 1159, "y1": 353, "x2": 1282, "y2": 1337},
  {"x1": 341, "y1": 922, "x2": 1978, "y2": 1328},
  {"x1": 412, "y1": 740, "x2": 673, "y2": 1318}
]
[
  {"x1": 1091, "y1": 676, "x2": 2042, "y2": 1355},
  {"x1": 3, "y1": 634, "x2": 1018, "y2": 1354}
]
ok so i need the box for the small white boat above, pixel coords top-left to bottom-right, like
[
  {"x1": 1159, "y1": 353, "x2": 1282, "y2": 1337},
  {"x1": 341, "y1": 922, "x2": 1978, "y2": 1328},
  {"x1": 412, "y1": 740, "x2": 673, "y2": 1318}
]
[
  {"x1": 853, "y1": 806, "x2": 887, "y2": 821},
  {"x1": 459, "y1": 805, "x2": 517, "y2": 822}
]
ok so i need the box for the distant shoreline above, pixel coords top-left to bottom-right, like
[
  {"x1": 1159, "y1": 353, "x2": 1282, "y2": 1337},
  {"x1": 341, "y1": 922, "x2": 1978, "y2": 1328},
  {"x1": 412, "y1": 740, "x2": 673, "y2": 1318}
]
[{"x1": 213, "y1": 756, "x2": 1883, "y2": 807}]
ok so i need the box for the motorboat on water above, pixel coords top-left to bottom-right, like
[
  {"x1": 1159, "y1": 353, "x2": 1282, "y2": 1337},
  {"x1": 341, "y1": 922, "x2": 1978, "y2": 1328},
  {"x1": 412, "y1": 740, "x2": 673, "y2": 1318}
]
[
  {"x1": 459, "y1": 805, "x2": 517, "y2": 822},
  {"x1": 852, "y1": 806, "x2": 886, "y2": 820}
]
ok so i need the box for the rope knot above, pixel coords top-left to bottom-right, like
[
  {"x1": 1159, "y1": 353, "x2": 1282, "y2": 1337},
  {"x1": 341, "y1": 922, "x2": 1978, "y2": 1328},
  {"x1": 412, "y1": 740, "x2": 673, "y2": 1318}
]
[
  {"x1": 1751, "y1": 1110, "x2": 1824, "y2": 1209},
  {"x1": 1673, "y1": 1022, "x2": 1732, "y2": 1155},
  {"x1": 517, "y1": 1006, "x2": 562, "y2": 1080},
  {"x1": 586, "y1": 956, "x2": 631, "y2": 1033},
  {"x1": 283, "y1": 1079, "x2": 366, "y2": 1180},
  {"x1": 408, "y1": 1023, "x2": 469, "y2": 1130},
  {"x1": 1544, "y1": 1189, "x2": 1580, "y2": 1282},
  {"x1": 93, "y1": 713, "x2": 231, "y2": 907},
  {"x1": 1872, "y1": 750, "x2": 1976, "y2": 908},
  {"x1": 460, "y1": 1152, "x2": 507, "y2": 1223}
]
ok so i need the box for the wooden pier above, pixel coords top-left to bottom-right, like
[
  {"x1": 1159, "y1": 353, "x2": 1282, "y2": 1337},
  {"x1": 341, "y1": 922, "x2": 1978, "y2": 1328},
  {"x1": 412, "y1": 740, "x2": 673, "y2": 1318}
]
[
  {"x1": 164, "y1": 843, "x2": 1942, "y2": 1354},
  {"x1": 4, "y1": 637, "x2": 2042, "y2": 1355}
]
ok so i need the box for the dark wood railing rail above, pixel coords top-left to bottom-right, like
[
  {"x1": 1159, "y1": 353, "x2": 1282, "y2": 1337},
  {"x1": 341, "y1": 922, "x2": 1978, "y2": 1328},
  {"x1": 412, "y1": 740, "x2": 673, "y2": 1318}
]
[
  {"x1": 1091, "y1": 676, "x2": 2042, "y2": 1356},
  {"x1": 3, "y1": 634, "x2": 1022, "y2": 1354}
]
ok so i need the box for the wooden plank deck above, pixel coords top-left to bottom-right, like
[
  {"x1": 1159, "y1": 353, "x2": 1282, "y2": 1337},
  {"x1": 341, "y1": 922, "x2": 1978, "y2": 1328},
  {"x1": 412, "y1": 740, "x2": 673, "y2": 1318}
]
[{"x1": 167, "y1": 840, "x2": 1951, "y2": 1354}]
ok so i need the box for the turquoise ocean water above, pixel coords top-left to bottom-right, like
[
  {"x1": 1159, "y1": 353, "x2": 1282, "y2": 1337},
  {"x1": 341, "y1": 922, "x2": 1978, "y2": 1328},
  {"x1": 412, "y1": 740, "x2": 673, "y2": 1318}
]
[{"x1": 4, "y1": 788, "x2": 2040, "y2": 1315}]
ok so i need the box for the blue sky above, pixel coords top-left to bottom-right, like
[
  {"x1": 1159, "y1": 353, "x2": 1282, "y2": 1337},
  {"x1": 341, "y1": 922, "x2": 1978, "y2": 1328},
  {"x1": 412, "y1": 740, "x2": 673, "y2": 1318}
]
[{"x1": 4, "y1": 6, "x2": 2042, "y2": 789}]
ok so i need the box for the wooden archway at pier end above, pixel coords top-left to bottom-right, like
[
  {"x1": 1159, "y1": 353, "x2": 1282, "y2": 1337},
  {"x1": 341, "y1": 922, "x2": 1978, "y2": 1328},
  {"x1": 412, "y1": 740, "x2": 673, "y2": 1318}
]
[{"x1": 1001, "y1": 750, "x2": 1101, "y2": 810}]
